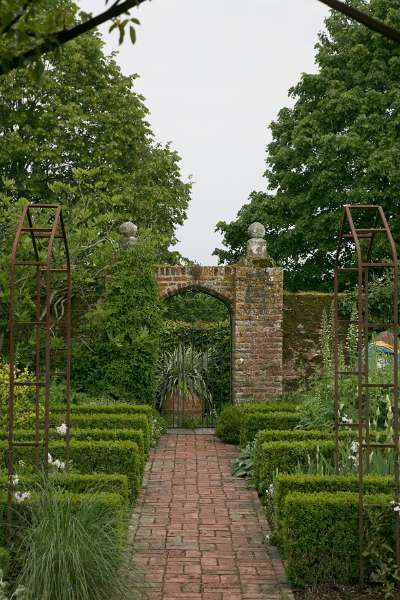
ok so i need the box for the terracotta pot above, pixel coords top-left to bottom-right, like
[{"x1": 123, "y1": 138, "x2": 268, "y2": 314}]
[{"x1": 163, "y1": 391, "x2": 204, "y2": 418}]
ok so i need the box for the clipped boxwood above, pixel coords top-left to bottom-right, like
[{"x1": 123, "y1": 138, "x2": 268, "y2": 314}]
[
  {"x1": 253, "y1": 429, "x2": 380, "y2": 488},
  {"x1": 215, "y1": 406, "x2": 242, "y2": 444},
  {"x1": 274, "y1": 473, "x2": 394, "y2": 548},
  {"x1": 52, "y1": 403, "x2": 153, "y2": 418},
  {"x1": 283, "y1": 491, "x2": 393, "y2": 587},
  {"x1": 256, "y1": 440, "x2": 335, "y2": 493},
  {"x1": 216, "y1": 402, "x2": 299, "y2": 445},
  {"x1": 1, "y1": 440, "x2": 142, "y2": 498},
  {"x1": 49, "y1": 414, "x2": 151, "y2": 453},
  {"x1": 0, "y1": 473, "x2": 130, "y2": 503},
  {"x1": 0, "y1": 547, "x2": 9, "y2": 574},
  {"x1": 240, "y1": 412, "x2": 300, "y2": 446},
  {"x1": 10, "y1": 428, "x2": 146, "y2": 462}
]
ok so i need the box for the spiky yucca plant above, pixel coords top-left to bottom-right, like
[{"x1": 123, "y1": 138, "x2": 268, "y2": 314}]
[{"x1": 157, "y1": 345, "x2": 214, "y2": 415}]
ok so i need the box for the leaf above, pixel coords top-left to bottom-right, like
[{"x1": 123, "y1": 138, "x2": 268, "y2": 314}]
[{"x1": 129, "y1": 25, "x2": 136, "y2": 44}]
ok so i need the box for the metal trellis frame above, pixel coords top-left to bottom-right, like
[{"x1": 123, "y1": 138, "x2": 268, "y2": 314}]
[
  {"x1": 333, "y1": 204, "x2": 399, "y2": 589},
  {"x1": 7, "y1": 203, "x2": 72, "y2": 524}
]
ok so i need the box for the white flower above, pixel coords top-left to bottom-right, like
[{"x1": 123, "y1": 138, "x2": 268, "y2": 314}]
[
  {"x1": 56, "y1": 423, "x2": 68, "y2": 436},
  {"x1": 265, "y1": 484, "x2": 274, "y2": 497},
  {"x1": 11, "y1": 474, "x2": 19, "y2": 487},
  {"x1": 14, "y1": 491, "x2": 31, "y2": 504},
  {"x1": 391, "y1": 501, "x2": 400, "y2": 513},
  {"x1": 53, "y1": 459, "x2": 65, "y2": 470},
  {"x1": 341, "y1": 415, "x2": 353, "y2": 425},
  {"x1": 48, "y1": 453, "x2": 53, "y2": 465},
  {"x1": 350, "y1": 441, "x2": 359, "y2": 454}
]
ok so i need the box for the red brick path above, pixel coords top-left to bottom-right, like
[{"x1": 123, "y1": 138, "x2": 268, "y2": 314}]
[{"x1": 132, "y1": 431, "x2": 293, "y2": 600}]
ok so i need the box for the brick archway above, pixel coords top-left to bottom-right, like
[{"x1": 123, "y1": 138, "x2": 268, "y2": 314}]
[{"x1": 156, "y1": 262, "x2": 283, "y2": 404}]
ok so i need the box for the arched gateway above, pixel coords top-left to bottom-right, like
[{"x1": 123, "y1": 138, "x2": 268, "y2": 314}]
[{"x1": 156, "y1": 224, "x2": 283, "y2": 404}]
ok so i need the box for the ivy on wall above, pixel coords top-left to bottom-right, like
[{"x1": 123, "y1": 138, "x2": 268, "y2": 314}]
[{"x1": 72, "y1": 236, "x2": 163, "y2": 404}]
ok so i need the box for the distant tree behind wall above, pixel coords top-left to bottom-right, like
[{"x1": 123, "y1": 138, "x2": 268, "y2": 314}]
[{"x1": 214, "y1": 0, "x2": 400, "y2": 291}]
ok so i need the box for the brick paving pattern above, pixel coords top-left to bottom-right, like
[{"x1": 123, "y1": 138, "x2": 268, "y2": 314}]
[{"x1": 131, "y1": 430, "x2": 293, "y2": 600}]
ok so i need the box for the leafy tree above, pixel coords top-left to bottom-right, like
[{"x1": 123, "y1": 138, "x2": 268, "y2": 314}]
[
  {"x1": 215, "y1": 0, "x2": 400, "y2": 292},
  {"x1": 0, "y1": 25, "x2": 190, "y2": 341},
  {"x1": 1, "y1": 0, "x2": 400, "y2": 78},
  {"x1": 0, "y1": 0, "x2": 146, "y2": 77},
  {"x1": 164, "y1": 291, "x2": 229, "y2": 323}
]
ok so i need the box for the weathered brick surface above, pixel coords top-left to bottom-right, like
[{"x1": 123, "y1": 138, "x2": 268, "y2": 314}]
[
  {"x1": 156, "y1": 264, "x2": 283, "y2": 403},
  {"x1": 130, "y1": 431, "x2": 293, "y2": 600}
]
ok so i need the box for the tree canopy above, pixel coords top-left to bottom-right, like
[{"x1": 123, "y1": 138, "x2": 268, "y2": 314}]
[
  {"x1": 214, "y1": 0, "x2": 400, "y2": 292},
  {"x1": 0, "y1": 0, "x2": 146, "y2": 77},
  {"x1": 0, "y1": 23, "x2": 191, "y2": 348}
]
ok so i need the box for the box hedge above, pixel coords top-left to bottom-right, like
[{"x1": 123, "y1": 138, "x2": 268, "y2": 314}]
[
  {"x1": 215, "y1": 403, "x2": 299, "y2": 445},
  {"x1": 255, "y1": 439, "x2": 335, "y2": 493},
  {"x1": 274, "y1": 473, "x2": 394, "y2": 548},
  {"x1": 283, "y1": 491, "x2": 394, "y2": 587},
  {"x1": 240, "y1": 412, "x2": 300, "y2": 446},
  {"x1": 49, "y1": 414, "x2": 151, "y2": 453},
  {"x1": 253, "y1": 430, "x2": 357, "y2": 487},
  {"x1": 8, "y1": 428, "x2": 146, "y2": 461},
  {"x1": 52, "y1": 403, "x2": 153, "y2": 418},
  {"x1": 0, "y1": 473, "x2": 130, "y2": 502},
  {"x1": 0, "y1": 440, "x2": 142, "y2": 498},
  {"x1": 253, "y1": 430, "x2": 380, "y2": 488}
]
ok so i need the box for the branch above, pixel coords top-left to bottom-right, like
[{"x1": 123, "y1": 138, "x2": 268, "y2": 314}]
[
  {"x1": 0, "y1": 0, "x2": 148, "y2": 76},
  {"x1": 317, "y1": 0, "x2": 400, "y2": 43},
  {"x1": 0, "y1": 0, "x2": 36, "y2": 35}
]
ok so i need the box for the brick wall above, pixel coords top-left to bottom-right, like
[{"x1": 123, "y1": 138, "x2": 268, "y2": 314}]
[{"x1": 156, "y1": 262, "x2": 283, "y2": 404}]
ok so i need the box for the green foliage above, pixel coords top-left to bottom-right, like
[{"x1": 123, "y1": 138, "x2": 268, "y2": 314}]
[
  {"x1": 0, "y1": 1, "x2": 144, "y2": 77},
  {"x1": 1, "y1": 440, "x2": 143, "y2": 499},
  {"x1": 72, "y1": 237, "x2": 163, "y2": 404},
  {"x1": 164, "y1": 291, "x2": 229, "y2": 322},
  {"x1": 53, "y1": 403, "x2": 153, "y2": 417},
  {"x1": 214, "y1": 0, "x2": 400, "y2": 291},
  {"x1": 0, "y1": 567, "x2": 25, "y2": 600},
  {"x1": 57, "y1": 414, "x2": 151, "y2": 453},
  {"x1": 0, "y1": 551, "x2": 9, "y2": 577},
  {"x1": 296, "y1": 304, "x2": 359, "y2": 431},
  {"x1": 253, "y1": 429, "x2": 354, "y2": 489},
  {"x1": 161, "y1": 320, "x2": 230, "y2": 410},
  {"x1": 0, "y1": 361, "x2": 40, "y2": 431},
  {"x1": 231, "y1": 441, "x2": 256, "y2": 480},
  {"x1": 240, "y1": 412, "x2": 300, "y2": 446},
  {"x1": 0, "y1": 473, "x2": 130, "y2": 503},
  {"x1": 8, "y1": 428, "x2": 146, "y2": 466},
  {"x1": 14, "y1": 487, "x2": 131, "y2": 600},
  {"x1": 0, "y1": 22, "x2": 190, "y2": 358},
  {"x1": 273, "y1": 473, "x2": 393, "y2": 551},
  {"x1": 282, "y1": 492, "x2": 393, "y2": 587},
  {"x1": 215, "y1": 401, "x2": 300, "y2": 445},
  {"x1": 215, "y1": 406, "x2": 242, "y2": 444},
  {"x1": 364, "y1": 507, "x2": 400, "y2": 599},
  {"x1": 255, "y1": 439, "x2": 335, "y2": 493}
]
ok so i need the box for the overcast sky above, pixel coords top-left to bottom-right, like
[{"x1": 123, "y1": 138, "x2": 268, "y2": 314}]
[{"x1": 78, "y1": 0, "x2": 329, "y2": 264}]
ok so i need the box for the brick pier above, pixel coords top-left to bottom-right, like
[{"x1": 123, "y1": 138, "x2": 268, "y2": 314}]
[{"x1": 131, "y1": 431, "x2": 293, "y2": 600}]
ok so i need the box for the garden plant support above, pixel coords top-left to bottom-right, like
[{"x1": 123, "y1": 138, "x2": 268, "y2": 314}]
[
  {"x1": 334, "y1": 204, "x2": 399, "y2": 592},
  {"x1": 7, "y1": 204, "x2": 72, "y2": 527}
]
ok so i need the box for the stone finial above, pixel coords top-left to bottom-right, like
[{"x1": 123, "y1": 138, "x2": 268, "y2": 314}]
[
  {"x1": 246, "y1": 222, "x2": 267, "y2": 258},
  {"x1": 119, "y1": 221, "x2": 138, "y2": 249}
]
